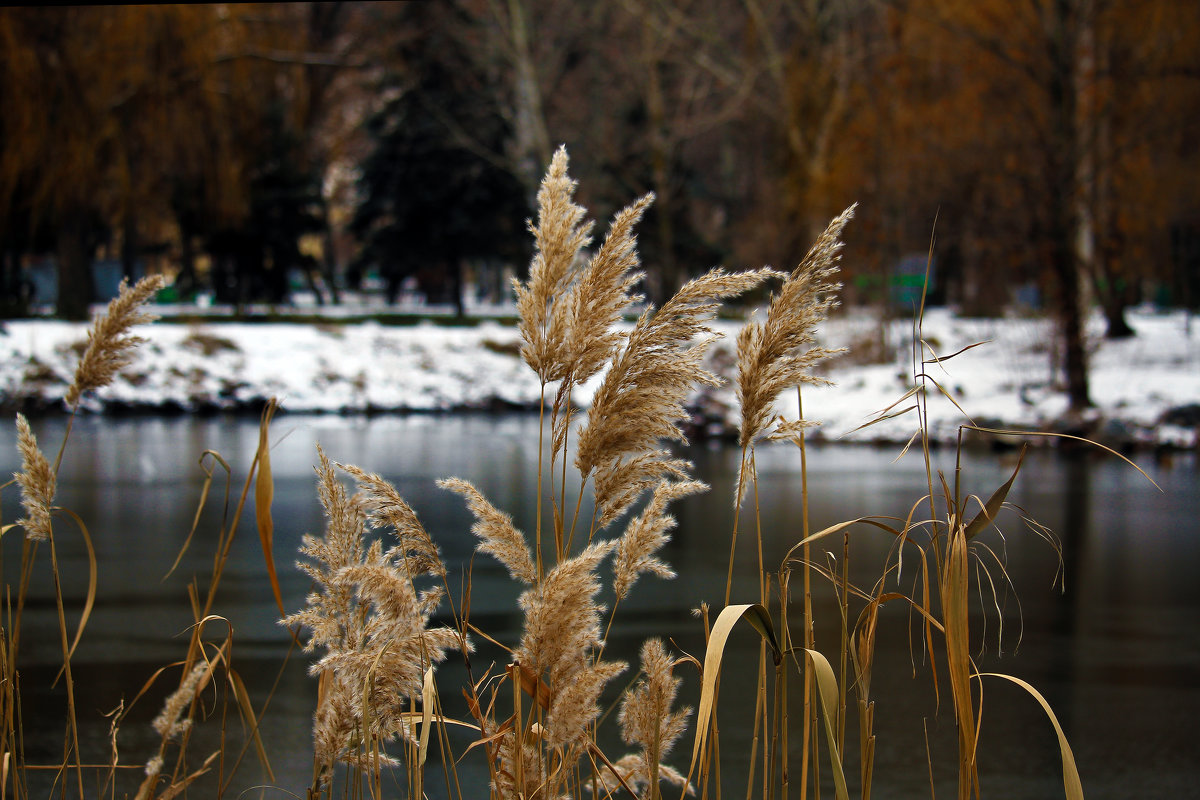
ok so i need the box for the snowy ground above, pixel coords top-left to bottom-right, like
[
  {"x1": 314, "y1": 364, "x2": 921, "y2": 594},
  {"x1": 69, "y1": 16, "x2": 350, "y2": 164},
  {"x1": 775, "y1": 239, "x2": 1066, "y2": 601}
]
[{"x1": 1, "y1": 304, "x2": 1197, "y2": 447}]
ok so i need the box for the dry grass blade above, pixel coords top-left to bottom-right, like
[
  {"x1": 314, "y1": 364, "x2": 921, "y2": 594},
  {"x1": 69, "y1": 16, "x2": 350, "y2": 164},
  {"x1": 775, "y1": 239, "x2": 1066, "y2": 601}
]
[
  {"x1": 229, "y1": 669, "x2": 275, "y2": 783},
  {"x1": 964, "y1": 424, "x2": 1161, "y2": 491},
  {"x1": 48, "y1": 508, "x2": 96, "y2": 676},
  {"x1": 254, "y1": 400, "x2": 285, "y2": 615},
  {"x1": 418, "y1": 667, "x2": 435, "y2": 770},
  {"x1": 686, "y1": 603, "x2": 781, "y2": 788},
  {"x1": 151, "y1": 751, "x2": 219, "y2": 800},
  {"x1": 975, "y1": 672, "x2": 1084, "y2": 800},
  {"x1": 164, "y1": 451, "x2": 230, "y2": 580},
  {"x1": 779, "y1": 517, "x2": 904, "y2": 564},
  {"x1": 64, "y1": 275, "x2": 166, "y2": 408},
  {"x1": 963, "y1": 446, "x2": 1025, "y2": 540},
  {"x1": 801, "y1": 648, "x2": 851, "y2": 800},
  {"x1": 943, "y1": 527, "x2": 978, "y2": 799},
  {"x1": 922, "y1": 339, "x2": 992, "y2": 367}
]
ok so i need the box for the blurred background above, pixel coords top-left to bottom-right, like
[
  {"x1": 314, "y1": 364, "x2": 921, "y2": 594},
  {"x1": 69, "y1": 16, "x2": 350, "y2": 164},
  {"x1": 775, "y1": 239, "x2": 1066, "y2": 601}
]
[{"x1": 1, "y1": 1, "x2": 1197, "y2": 403}]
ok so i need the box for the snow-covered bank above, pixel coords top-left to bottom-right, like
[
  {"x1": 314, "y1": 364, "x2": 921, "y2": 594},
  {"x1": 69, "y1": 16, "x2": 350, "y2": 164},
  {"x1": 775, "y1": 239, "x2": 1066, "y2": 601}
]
[{"x1": 1, "y1": 307, "x2": 1196, "y2": 448}]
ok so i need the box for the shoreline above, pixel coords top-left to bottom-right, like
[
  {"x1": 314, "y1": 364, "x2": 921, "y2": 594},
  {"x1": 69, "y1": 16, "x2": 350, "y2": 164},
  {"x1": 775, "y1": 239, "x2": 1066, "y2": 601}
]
[
  {"x1": 2, "y1": 307, "x2": 1197, "y2": 452},
  {"x1": 7, "y1": 396, "x2": 1197, "y2": 457}
]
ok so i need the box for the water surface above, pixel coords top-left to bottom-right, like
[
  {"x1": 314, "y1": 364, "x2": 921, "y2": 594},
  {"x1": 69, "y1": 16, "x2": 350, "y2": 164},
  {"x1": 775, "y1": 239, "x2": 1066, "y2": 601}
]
[{"x1": 2, "y1": 414, "x2": 1197, "y2": 798}]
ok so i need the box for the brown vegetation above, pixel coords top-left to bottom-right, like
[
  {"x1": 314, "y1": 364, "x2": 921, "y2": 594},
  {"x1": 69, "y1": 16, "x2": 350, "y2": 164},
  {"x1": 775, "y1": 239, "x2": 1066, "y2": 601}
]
[{"x1": 1, "y1": 152, "x2": 1100, "y2": 800}]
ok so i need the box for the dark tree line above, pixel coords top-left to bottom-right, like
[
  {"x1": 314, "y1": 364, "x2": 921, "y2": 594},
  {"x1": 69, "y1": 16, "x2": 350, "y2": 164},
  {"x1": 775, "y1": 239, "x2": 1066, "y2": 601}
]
[{"x1": 2, "y1": 1, "x2": 1198, "y2": 411}]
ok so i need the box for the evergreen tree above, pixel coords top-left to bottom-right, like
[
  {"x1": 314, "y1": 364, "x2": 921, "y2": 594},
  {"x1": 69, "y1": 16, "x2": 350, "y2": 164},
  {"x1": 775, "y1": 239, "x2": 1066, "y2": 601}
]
[{"x1": 351, "y1": 3, "x2": 529, "y2": 316}]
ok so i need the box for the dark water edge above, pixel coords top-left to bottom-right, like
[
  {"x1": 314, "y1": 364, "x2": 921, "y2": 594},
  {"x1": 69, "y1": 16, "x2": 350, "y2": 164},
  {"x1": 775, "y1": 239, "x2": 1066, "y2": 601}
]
[{"x1": 2, "y1": 413, "x2": 1198, "y2": 799}]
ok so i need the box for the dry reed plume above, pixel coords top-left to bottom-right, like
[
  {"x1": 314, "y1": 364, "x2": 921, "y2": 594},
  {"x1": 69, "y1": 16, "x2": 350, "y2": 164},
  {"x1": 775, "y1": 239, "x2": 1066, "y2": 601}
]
[
  {"x1": 736, "y1": 204, "x2": 853, "y2": 450},
  {"x1": 577, "y1": 266, "x2": 776, "y2": 527},
  {"x1": 604, "y1": 637, "x2": 693, "y2": 798},
  {"x1": 13, "y1": 413, "x2": 55, "y2": 541},
  {"x1": 438, "y1": 477, "x2": 536, "y2": 584},
  {"x1": 284, "y1": 448, "x2": 460, "y2": 776},
  {"x1": 64, "y1": 275, "x2": 166, "y2": 408},
  {"x1": 514, "y1": 145, "x2": 593, "y2": 385}
]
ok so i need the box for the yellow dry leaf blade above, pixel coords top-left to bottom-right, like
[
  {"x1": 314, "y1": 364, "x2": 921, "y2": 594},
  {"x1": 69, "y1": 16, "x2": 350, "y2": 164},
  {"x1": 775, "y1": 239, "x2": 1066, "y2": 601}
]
[
  {"x1": 254, "y1": 400, "x2": 284, "y2": 615},
  {"x1": 418, "y1": 666, "x2": 435, "y2": 769},
  {"x1": 155, "y1": 750, "x2": 219, "y2": 800},
  {"x1": 801, "y1": 647, "x2": 850, "y2": 800},
  {"x1": 942, "y1": 529, "x2": 977, "y2": 771},
  {"x1": 396, "y1": 711, "x2": 479, "y2": 732},
  {"x1": 781, "y1": 517, "x2": 903, "y2": 564},
  {"x1": 964, "y1": 424, "x2": 1160, "y2": 491},
  {"x1": 687, "y1": 604, "x2": 781, "y2": 786},
  {"x1": 963, "y1": 446, "x2": 1025, "y2": 540},
  {"x1": 165, "y1": 450, "x2": 229, "y2": 581},
  {"x1": 976, "y1": 672, "x2": 1084, "y2": 800},
  {"x1": 51, "y1": 507, "x2": 96, "y2": 678},
  {"x1": 921, "y1": 339, "x2": 992, "y2": 368},
  {"x1": 229, "y1": 669, "x2": 274, "y2": 782}
]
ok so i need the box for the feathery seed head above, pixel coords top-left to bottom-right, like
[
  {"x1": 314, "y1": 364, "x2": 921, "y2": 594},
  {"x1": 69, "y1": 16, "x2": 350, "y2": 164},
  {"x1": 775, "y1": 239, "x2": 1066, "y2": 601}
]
[
  {"x1": 65, "y1": 275, "x2": 165, "y2": 408},
  {"x1": 613, "y1": 638, "x2": 694, "y2": 796},
  {"x1": 285, "y1": 451, "x2": 460, "y2": 764},
  {"x1": 576, "y1": 267, "x2": 776, "y2": 524},
  {"x1": 13, "y1": 413, "x2": 55, "y2": 542},
  {"x1": 516, "y1": 145, "x2": 593, "y2": 382},
  {"x1": 152, "y1": 660, "x2": 208, "y2": 740},
  {"x1": 737, "y1": 205, "x2": 854, "y2": 450},
  {"x1": 545, "y1": 658, "x2": 627, "y2": 750},
  {"x1": 619, "y1": 638, "x2": 690, "y2": 752},
  {"x1": 337, "y1": 462, "x2": 444, "y2": 578},
  {"x1": 613, "y1": 479, "x2": 707, "y2": 601},
  {"x1": 516, "y1": 539, "x2": 615, "y2": 686},
  {"x1": 438, "y1": 477, "x2": 536, "y2": 584}
]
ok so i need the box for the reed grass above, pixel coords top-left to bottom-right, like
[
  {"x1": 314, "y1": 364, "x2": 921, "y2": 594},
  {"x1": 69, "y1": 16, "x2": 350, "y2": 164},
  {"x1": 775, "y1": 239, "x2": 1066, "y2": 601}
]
[{"x1": 1, "y1": 156, "x2": 1096, "y2": 800}]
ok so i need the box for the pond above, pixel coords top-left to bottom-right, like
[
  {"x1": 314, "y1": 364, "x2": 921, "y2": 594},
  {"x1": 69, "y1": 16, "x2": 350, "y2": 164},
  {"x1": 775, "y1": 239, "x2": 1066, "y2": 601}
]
[{"x1": 2, "y1": 413, "x2": 1197, "y2": 799}]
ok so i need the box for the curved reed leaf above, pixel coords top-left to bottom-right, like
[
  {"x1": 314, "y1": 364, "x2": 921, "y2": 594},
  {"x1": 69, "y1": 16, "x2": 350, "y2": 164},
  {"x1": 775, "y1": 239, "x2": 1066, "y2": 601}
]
[
  {"x1": 229, "y1": 669, "x2": 274, "y2": 782},
  {"x1": 50, "y1": 507, "x2": 96, "y2": 674},
  {"x1": 964, "y1": 425, "x2": 1160, "y2": 491},
  {"x1": 801, "y1": 648, "x2": 850, "y2": 800},
  {"x1": 255, "y1": 399, "x2": 284, "y2": 615},
  {"x1": 976, "y1": 672, "x2": 1084, "y2": 800},
  {"x1": 687, "y1": 603, "x2": 781, "y2": 791},
  {"x1": 963, "y1": 446, "x2": 1025, "y2": 540},
  {"x1": 418, "y1": 666, "x2": 435, "y2": 770},
  {"x1": 164, "y1": 450, "x2": 231, "y2": 581}
]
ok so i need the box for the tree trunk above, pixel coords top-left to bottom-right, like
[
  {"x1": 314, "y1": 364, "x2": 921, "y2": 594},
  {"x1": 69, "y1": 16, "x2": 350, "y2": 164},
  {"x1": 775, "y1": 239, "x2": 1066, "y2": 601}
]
[
  {"x1": 177, "y1": 216, "x2": 197, "y2": 300},
  {"x1": 1046, "y1": 0, "x2": 1092, "y2": 413},
  {"x1": 1100, "y1": 294, "x2": 1136, "y2": 338},
  {"x1": 320, "y1": 204, "x2": 340, "y2": 305},
  {"x1": 1050, "y1": 242, "x2": 1092, "y2": 411},
  {"x1": 451, "y1": 258, "x2": 465, "y2": 319},
  {"x1": 55, "y1": 211, "x2": 94, "y2": 321},
  {"x1": 121, "y1": 209, "x2": 139, "y2": 281},
  {"x1": 505, "y1": 0, "x2": 552, "y2": 195},
  {"x1": 643, "y1": 12, "x2": 678, "y2": 304}
]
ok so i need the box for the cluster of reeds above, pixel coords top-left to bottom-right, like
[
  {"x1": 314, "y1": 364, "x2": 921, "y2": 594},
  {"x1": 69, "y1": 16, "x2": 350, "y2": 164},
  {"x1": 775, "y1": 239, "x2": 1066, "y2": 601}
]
[
  {"x1": 284, "y1": 147, "x2": 1086, "y2": 800},
  {"x1": 3, "y1": 277, "x2": 277, "y2": 800},
  {"x1": 0, "y1": 149, "x2": 1092, "y2": 800}
]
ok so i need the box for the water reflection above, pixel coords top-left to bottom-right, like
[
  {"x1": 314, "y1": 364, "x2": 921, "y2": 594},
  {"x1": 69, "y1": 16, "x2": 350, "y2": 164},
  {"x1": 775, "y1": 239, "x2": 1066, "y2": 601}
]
[{"x1": 1, "y1": 414, "x2": 1197, "y2": 799}]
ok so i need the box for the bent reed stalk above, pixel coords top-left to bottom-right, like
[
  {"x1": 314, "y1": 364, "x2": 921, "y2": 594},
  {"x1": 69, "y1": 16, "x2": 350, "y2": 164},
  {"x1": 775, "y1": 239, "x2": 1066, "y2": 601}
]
[{"x1": 2, "y1": 153, "x2": 1089, "y2": 800}]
